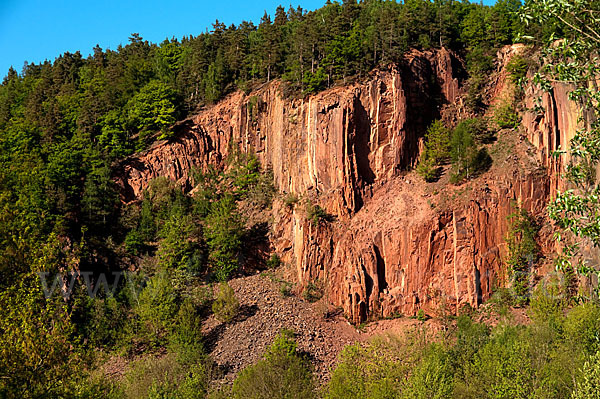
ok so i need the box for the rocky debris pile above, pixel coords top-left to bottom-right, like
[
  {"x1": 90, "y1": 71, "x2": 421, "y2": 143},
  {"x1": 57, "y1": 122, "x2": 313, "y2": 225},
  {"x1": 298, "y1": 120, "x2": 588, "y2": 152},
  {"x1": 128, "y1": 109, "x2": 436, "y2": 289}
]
[{"x1": 201, "y1": 272, "x2": 361, "y2": 384}]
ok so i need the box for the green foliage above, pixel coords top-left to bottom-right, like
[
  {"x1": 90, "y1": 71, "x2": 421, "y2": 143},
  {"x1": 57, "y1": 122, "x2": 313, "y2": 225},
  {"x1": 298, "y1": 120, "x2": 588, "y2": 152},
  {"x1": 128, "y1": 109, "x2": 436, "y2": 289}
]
[
  {"x1": 302, "y1": 281, "x2": 323, "y2": 303},
  {"x1": 449, "y1": 122, "x2": 492, "y2": 183},
  {"x1": 127, "y1": 80, "x2": 180, "y2": 143},
  {"x1": 0, "y1": 272, "x2": 82, "y2": 398},
  {"x1": 403, "y1": 343, "x2": 454, "y2": 399},
  {"x1": 283, "y1": 192, "x2": 299, "y2": 209},
  {"x1": 572, "y1": 351, "x2": 600, "y2": 399},
  {"x1": 206, "y1": 195, "x2": 244, "y2": 281},
  {"x1": 456, "y1": 118, "x2": 493, "y2": 144},
  {"x1": 505, "y1": 207, "x2": 540, "y2": 306},
  {"x1": 464, "y1": 46, "x2": 495, "y2": 111},
  {"x1": 494, "y1": 101, "x2": 520, "y2": 129},
  {"x1": 267, "y1": 253, "x2": 282, "y2": 269},
  {"x1": 305, "y1": 200, "x2": 332, "y2": 227},
  {"x1": 211, "y1": 282, "x2": 239, "y2": 323},
  {"x1": 417, "y1": 157, "x2": 441, "y2": 182},
  {"x1": 325, "y1": 336, "x2": 409, "y2": 399},
  {"x1": 86, "y1": 295, "x2": 130, "y2": 349},
  {"x1": 416, "y1": 308, "x2": 427, "y2": 322},
  {"x1": 124, "y1": 229, "x2": 145, "y2": 256},
  {"x1": 231, "y1": 330, "x2": 315, "y2": 399},
  {"x1": 506, "y1": 54, "x2": 530, "y2": 85},
  {"x1": 157, "y1": 213, "x2": 204, "y2": 274},
  {"x1": 423, "y1": 120, "x2": 451, "y2": 164},
  {"x1": 135, "y1": 272, "x2": 179, "y2": 344},
  {"x1": 325, "y1": 301, "x2": 600, "y2": 398},
  {"x1": 418, "y1": 120, "x2": 451, "y2": 182},
  {"x1": 121, "y1": 351, "x2": 210, "y2": 399},
  {"x1": 534, "y1": 0, "x2": 600, "y2": 293}
]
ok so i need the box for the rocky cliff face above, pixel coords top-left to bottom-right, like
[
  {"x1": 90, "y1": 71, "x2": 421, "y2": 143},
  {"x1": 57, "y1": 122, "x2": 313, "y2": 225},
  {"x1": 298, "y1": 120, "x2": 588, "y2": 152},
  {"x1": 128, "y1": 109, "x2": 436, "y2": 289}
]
[
  {"x1": 115, "y1": 46, "x2": 566, "y2": 323},
  {"x1": 522, "y1": 70, "x2": 581, "y2": 195},
  {"x1": 115, "y1": 48, "x2": 461, "y2": 207}
]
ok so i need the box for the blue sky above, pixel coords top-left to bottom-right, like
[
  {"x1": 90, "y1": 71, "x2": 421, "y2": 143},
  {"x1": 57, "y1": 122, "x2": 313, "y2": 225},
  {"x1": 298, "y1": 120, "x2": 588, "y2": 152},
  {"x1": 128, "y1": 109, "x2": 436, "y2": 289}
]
[{"x1": 0, "y1": 0, "x2": 496, "y2": 79}]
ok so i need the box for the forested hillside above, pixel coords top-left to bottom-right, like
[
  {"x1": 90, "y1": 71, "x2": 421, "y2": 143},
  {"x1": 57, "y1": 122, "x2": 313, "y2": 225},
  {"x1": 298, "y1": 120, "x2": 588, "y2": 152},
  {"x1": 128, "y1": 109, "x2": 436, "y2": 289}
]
[{"x1": 2, "y1": 0, "x2": 600, "y2": 398}]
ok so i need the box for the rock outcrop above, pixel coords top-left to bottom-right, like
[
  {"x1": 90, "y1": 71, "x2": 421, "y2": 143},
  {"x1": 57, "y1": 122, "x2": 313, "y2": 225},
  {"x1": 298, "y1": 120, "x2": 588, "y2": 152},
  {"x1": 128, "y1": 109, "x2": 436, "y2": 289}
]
[
  {"x1": 115, "y1": 48, "x2": 461, "y2": 209},
  {"x1": 115, "y1": 46, "x2": 566, "y2": 323}
]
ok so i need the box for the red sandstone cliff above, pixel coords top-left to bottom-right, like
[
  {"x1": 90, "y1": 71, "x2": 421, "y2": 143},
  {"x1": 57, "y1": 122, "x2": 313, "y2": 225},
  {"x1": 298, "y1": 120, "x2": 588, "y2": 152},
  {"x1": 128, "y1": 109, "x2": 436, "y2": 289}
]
[{"x1": 114, "y1": 46, "x2": 570, "y2": 323}]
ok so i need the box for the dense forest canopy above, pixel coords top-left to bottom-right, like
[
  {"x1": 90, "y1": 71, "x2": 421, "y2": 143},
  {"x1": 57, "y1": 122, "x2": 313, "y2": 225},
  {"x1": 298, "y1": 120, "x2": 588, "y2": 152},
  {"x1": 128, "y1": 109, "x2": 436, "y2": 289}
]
[{"x1": 3, "y1": 0, "x2": 599, "y2": 397}]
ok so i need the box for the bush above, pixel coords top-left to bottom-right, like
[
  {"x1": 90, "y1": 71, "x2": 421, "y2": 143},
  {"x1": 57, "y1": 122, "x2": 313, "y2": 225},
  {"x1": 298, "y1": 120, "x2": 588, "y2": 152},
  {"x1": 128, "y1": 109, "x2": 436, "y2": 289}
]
[
  {"x1": 205, "y1": 195, "x2": 244, "y2": 281},
  {"x1": 302, "y1": 281, "x2": 323, "y2": 303},
  {"x1": 87, "y1": 295, "x2": 129, "y2": 349},
  {"x1": 124, "y1": 230, "x2": 146, "y2": 256},
  {"x1": 135, "y1": 273, "x2": 178, "y2": 343},
  {"x1": 417, "y1": 120, "x2": 451, "y2": 182},
  {"x1": 212, "y1": 282, "x2": 239, "y2": 323},
  {"x1": 494, "y1": 101, "x2": 520, "y2": 129},
  {"x1": 283, "y1": 192, "x2": 300, "y2": 209},
  {"x1": 157, "y1": 213, "x2": 204, "y2": 273},
  {"x1": 403, "y1": 343, "x2": 454, "y2": 399},
  {"x1": 232, "y1": 330, "x2": 315, "y2": 399},
  {"x1": 121, "y1": 351, "x2": 210, "y2": 399},
  {"x1": 564, "y1": 303, "x2": 600, "y2": 354},
  {"x1": 505, "y1": 207, "x2": 540, "y2": 306},
  {"x1": 416, "y1": 309, "x2": 427, "y2": 322},
  {"x1": 422, "y1": 120, "x2": 451, "y2": 164},
  {"x1": 417, "y1": 157, "x2": 441, "y2": 182},
  {"x1": 506, "y1": 54, "x2": 530, "y2": 84},
  {"x1": 305, "y1": 201, "x2": 332, "y2": 227},
  {"x1": 325, "y1": 336, "x2": 409, "y2": 399},
  {"x1": 449, "y1": 124, "x2": 492, "y2": 183},
  {"x1": 455, "y1": 118, "x2": 493, "y2": 144},
  {"x1": 457, "y1": 326, "x2": 533, "y2": 398},
  {"x1": 572, "y1": 351, "x2": 600, "y2": 399},
  {"x1": 267, "y1": 253, "x2": 282, "y2": 269}
]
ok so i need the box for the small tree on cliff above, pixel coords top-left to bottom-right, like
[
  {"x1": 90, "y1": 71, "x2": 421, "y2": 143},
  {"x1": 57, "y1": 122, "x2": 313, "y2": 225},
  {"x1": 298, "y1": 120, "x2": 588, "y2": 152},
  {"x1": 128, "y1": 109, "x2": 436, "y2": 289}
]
[
  {"x1": 205, "y1": 195, "x2": 244, "y2": 281},
  {"x1": 418, "y1": 120, "x2": 451, "y2": 182}
]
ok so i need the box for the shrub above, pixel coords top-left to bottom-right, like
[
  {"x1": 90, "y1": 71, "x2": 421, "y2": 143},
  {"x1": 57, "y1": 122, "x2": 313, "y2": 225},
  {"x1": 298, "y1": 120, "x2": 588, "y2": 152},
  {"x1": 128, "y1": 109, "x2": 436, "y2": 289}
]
[
  {"x1": 506, "y1": 54, "x2": 530, "y2": 84},
  {"x1": 505, "y1": 207, "x2": 540, "y2": 306},
  {"x1": 124, "y1": 230, "x2": 146, "y2": 256},
  {"x1": 572, "y1": 351, "x2": 600, "y2": 399},
  {"x1": 305, "y1": 201, "x2": 332, "y2": 227},
  {"x1": 303, "y1": 281, "x2": 323, "y2": 303},
  {"x1": 564, "y1": 303, "x2": 600, "y2": 355},
  {"x1": 494, "y1": 101, "x2": 520, "y2": 129},
  {"x1": 231, "y1": 330, "x2": 315, "y2": 399},
  {"x1": 449, "y1": 124, "x2": 492, "y2": 183},
  {"x1": 171, "y1": 299, "x2": 204, "y2": 349},
  {"x1": 87, "y1": 295, "x2": 129, "y2": 349},
  {"x1": 121, "y1": 351, "x2": 210, "y2": 399},
  {"x1": 267, "y1": 253, "x2": 282, "y2": 269},
  {"x1": 417, "y1": 120, "x2": 451, "y2": 182},
  {"x1": 283, "y1": 192, "x2": 300, "y2": 209},
  {"x1": 325, "y1": 336, "x2": 408, "y2": 399},
  {"x1": 157, "y1": 213, "x2": 204, "y2": 273},
  {"x1": 457, "y1": 326, "x2": 533, "y2": 398},
  {"x1": 417, "y1": 157, "x2": 440, "y2": 182},
  {"x1": 205, "y1": 195, "x2": 244, "y2": 281},
  {"x1": 416, "y1": 309, "x2": 427, "y2": 322},
  {"x1": 403, "y1": 343, "x2": 454, "y2": 399},
  {"x1": 279, "y1": 282, "x2": 292, "y2": 297},
  {"x1": 455, "y1": 118, "x2": 493, "y2": 144},
  {"x1": 212, "y1": 282, "x2": 239, "y2": 323},
  {"x1": 135, "y1": 273, "x2": 178, "y2": 343},
  {"x1": 464, "y1": 46, "x2": 495, "y2": 111},
  {"x1": 423, "y1": 120, "x2": 451, "y2": 164}
]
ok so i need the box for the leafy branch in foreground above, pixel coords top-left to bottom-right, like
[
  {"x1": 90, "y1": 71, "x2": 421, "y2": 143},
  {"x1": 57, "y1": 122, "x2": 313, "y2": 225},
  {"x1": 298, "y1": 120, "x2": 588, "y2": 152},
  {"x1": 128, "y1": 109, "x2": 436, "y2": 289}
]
[{"x1": 523, "y1": 0, "x2": 600, "y2": 298}]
